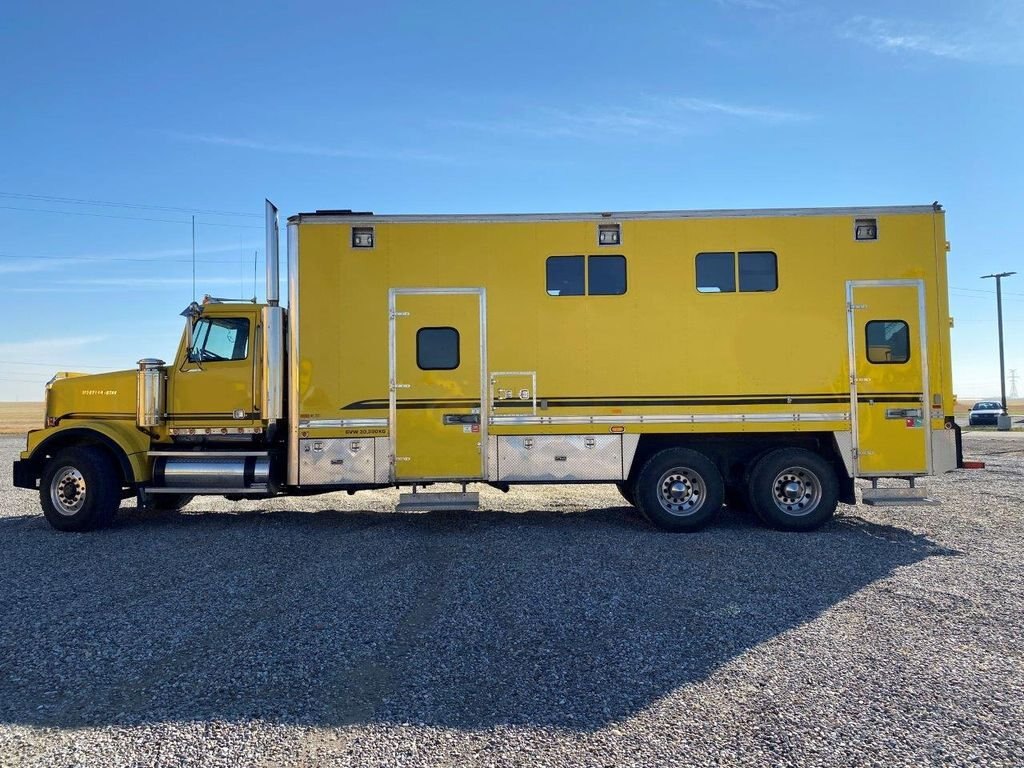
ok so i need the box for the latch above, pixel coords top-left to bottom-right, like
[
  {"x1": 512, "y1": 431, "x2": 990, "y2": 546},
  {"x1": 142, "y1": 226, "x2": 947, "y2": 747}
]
[{"x1": 443, "y1": 413, "x2": 480, "y2": 425}]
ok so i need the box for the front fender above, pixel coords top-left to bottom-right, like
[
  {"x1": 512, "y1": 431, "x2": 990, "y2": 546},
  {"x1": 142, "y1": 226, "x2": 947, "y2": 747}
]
[{"x1": 20, "y1": 419, "x2": 152, "y2": 485}]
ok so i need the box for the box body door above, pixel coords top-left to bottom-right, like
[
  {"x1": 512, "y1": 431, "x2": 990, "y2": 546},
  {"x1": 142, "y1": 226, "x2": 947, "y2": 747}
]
[
  {"x1": 848, "y1": 281, "x2": 930, "y2": 475},
  {"x1": 391, "y1": 289, "x2": 486, "y2": 481}
]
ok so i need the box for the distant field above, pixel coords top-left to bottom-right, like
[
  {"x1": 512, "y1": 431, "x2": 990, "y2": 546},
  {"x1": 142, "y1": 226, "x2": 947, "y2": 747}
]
[{"x1": 0, "y1": 402, "x2": 43, "y2": 435}]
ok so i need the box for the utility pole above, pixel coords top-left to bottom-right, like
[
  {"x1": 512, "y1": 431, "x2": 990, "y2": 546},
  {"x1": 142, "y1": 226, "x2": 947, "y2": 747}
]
[
  {"x1": 1011, "y1": 369, "x2": 1020, "y2": 400},
  {"x1": 981, "y1": 271, "x2": 1016, "y2": 430}
]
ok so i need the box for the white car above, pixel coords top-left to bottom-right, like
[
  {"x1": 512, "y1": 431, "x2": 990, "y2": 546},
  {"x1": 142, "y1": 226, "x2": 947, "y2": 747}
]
[{"x1": 969, "y1": 401, "x2": 1004, "y2": 426}]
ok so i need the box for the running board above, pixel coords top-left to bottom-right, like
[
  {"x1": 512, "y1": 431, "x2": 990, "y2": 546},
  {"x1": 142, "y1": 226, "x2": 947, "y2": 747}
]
[
  {"x1": 396, "y1": 492, "x2": 480, "y2": 512},
  {"x1": 861, "y1": 486, "x2": 940, "y2": 506}
]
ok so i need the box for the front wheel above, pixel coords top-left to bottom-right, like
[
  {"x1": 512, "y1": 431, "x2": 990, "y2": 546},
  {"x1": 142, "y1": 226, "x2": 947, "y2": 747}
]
[
  {"x1": 634, "y1": 448, "x2": 724, "y2": 532},
  {"x1": 40, "y1": 447, "x2": 122, "y2": 532},
  {"x1": 747, "y1": 448, "x2": 838, "y2": 531}
]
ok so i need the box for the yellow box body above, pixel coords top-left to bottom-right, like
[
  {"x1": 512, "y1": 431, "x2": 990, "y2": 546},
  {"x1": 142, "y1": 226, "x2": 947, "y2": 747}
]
[{"x1": 291, "y1": 205, "x2": 954, "y2": 483}]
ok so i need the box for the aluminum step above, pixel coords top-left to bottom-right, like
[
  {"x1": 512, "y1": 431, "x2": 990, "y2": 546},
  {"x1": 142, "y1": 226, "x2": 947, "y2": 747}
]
[
  {"x1": 861, "y1": 486, "x2": 940, "y2": 506},
  {"x1": 396, "y1": 491, "x2": 480, "y2": 512}
]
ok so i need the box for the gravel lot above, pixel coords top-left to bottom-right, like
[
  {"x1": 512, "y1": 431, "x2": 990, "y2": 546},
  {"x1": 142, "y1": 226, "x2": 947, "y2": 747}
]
[{"x1": 0, "y1": 434, "x2": 1021, "y2": 767}]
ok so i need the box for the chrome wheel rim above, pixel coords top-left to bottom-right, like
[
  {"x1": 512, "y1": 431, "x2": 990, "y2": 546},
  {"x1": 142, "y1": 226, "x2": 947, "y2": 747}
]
[
  {"x1": 656, "y1": 468, "x2": 706, "y2": 517},
  {"x1": 771, "y1": 466, "x2": 822, "y2": 517},
  {"x1": 50, "y1": 466, "x2": 87, "y2": 516}
]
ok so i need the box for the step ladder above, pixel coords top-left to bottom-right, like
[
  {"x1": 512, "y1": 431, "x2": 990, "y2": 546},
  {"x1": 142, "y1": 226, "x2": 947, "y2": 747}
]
[
  {"x1": 860, "y1": 477, "x2": 939, "y2": 506},
  {"x1": 395, "y1": 485, "x2": 480, "y2": 512}
]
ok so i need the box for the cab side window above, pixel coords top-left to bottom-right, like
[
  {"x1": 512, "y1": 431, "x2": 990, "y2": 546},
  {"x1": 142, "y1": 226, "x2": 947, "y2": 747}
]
[{"x1": 190, "y1": 317, "x2": 250, "y2": 362}]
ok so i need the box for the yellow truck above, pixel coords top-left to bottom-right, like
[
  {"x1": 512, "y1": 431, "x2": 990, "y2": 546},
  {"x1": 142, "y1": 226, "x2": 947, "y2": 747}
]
[{"x1": 13, "y1": 201, "x2": 961, "y2": 532}]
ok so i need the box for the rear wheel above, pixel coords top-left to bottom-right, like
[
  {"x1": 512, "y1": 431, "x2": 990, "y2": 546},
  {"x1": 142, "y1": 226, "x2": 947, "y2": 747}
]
[
  {"x1": 634, "y1": 448, "x2": 724, "y2": 532},
  {"x1": 747, "y1": 448, "x2": 838, "y2": 531},
  {"x1": 40, "y1": 447, "x2": 122, "y2": 532}
]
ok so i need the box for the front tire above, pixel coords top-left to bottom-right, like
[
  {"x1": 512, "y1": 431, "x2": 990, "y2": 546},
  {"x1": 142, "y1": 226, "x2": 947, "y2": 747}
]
[
  {"x1": 747, "y1": 448, "x2": 838, "y2": 531},
  {"x1": 40, "y1": 447, "x2": 122, "y2": 532},
  {"x1": 634, "y1": 448, "x2": 724, "y2": 532}
]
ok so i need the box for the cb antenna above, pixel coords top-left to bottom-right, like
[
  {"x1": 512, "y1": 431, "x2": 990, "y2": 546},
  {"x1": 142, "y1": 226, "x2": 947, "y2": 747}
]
[{"x1": 191, "y1": 215, "x2": 196, "y2": 302}]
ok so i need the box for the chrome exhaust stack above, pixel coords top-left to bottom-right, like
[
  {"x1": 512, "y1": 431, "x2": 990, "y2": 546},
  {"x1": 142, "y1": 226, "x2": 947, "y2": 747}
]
[
  {"x1": 262, "y1": 200, "x2": 284, "y2": 426},
  {"x1": 265, "y1": 199, "x2": 280, "y2": 306}
]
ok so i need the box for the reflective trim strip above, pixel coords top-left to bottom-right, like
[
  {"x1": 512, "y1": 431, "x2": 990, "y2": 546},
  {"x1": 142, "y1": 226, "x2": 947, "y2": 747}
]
[
  {"x1": 302, "y1": 413, "x2": 849, "y2": 429},
  {"x1": 301, "y1": 418, "x2": 388, "y2": 429},
  {"x1": 490, "y1": 412, "x2": 849, "y2": 426}
]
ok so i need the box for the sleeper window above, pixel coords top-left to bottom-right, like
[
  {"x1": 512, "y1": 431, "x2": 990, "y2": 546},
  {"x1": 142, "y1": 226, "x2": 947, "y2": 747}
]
[
  {"x1": 738, "y1": 251, "x2": 778, "y2": 292},
  {"x1": 865, "y1": 320, "x2": 910, "y2": 364},
  {"x1": 588, "y1": 255, "x2": 627, "y2": 295},
  {"x1": 696, "y1": 252, "x2": 735, "y2": 293},
  {"x1": 417, "y1": 327, "x2": 460, "y2": 370},
  {"x1": 546, "y1": 256, "x2": 585, "y2": 296},
  {"x1": 189, "y1": 317, "x2": 250, "y2": 362}
]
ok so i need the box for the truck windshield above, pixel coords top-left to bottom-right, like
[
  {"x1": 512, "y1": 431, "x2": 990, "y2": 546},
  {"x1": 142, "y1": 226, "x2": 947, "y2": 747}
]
[{"x1": 189, "y1": 317, "x2": 250, "y2": 362}]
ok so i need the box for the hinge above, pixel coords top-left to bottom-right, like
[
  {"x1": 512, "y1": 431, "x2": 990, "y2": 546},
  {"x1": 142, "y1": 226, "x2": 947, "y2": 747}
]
[
  {"x1": 394, "y1": 456, "x2": 411, "y2": 462},
  {"x1": 847, "y1": 302, "x2": 867, "y2": 311},
  {"x1": 390, "y1": 311, "x2": 410, "y2": 319},
  {"x1": 850, "y1": 375, "x2": 871, "y2": 384},
  {"x1": 389, "y1": 381, "x2": 411, "y2": 391}
]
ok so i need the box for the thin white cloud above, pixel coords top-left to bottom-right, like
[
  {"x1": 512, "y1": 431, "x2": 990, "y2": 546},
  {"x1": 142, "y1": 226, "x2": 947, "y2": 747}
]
[
  {"x1": 714, "y1": 0, "x2": 784, "y2": 10},
  {"x1": 839, "y1": 11, "x2": 1024, "y2": 65},
  {"x1": 167, "y1": 131, "x2": 453, "y2": 164},
  {"x1": 839, "y1": 16, "x2": 974, "y2": 60},
  {"x1": 0, "y1": 335, "x2": 109, "y2": 356},
  {"x1": 1, "y1": 242, "x2": 260, "y2": 276},
  {"x1": 57, "y1": 277, "x2": 242, "y2": 288},
  {"x1": 668, "y1": 97, "x2": 811, "y2": 123},
  {"x1": 442, "y1": 95, "x2": 812, "y2": 140}
]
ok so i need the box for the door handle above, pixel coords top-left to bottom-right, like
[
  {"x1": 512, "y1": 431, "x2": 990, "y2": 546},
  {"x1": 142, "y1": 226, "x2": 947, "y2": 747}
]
[{"x1": 443, "y1": 414, "x2": 480, "y2": 425}]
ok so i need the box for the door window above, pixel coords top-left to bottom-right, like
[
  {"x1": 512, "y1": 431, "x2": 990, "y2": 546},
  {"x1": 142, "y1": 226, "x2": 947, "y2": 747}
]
[
  {"x1": 190, "y1": 317, "x2": 250, "y2": 362},
  {"x1": 865, "y1": 320, "x2": 910, "y2": 364},
  {"x1": 417, "y1": 327, "x2": 460, "y2": 370}
]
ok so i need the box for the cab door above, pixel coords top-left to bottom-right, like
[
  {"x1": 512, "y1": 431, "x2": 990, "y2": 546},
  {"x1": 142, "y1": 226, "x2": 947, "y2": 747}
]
[
  {"x1": 169, "y1": 308, "x2": 260, "y2": 427},
  {"x1": 847, "y1": 280, "x2": 931, "y2": 475},
  {"x1": 390, "y1": 289, "x2": 487, "y2": 481}
]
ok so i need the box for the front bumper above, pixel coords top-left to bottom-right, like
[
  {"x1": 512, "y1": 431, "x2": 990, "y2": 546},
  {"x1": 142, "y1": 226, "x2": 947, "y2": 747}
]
[
  {"x1": 12, "y1": 459, "x2": 37, "y2": 490},
  {"x1": 969, "y1": 414, "x2": 999, "y2": 425}
]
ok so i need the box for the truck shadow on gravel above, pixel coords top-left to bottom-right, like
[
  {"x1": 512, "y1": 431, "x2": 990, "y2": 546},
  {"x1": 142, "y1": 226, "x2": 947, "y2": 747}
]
[{"x1": 0, "y1": 504, "x2": 958, "y2": 730}]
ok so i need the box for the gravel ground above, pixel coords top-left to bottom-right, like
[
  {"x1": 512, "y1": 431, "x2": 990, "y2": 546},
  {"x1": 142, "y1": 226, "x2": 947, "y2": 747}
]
[{"x1": 0, "y1": 434, "x2": 1021, "y2": 767}]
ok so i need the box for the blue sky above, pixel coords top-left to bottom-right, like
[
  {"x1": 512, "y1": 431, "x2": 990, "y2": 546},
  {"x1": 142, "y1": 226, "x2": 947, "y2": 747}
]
[{"x1": 2, "y1": 0, "x2": 1022, "y2": 401}]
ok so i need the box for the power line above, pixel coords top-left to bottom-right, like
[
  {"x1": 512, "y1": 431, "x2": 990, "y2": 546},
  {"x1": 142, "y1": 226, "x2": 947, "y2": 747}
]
[
  {"x1": 951, "y1": 285, "x2": 1024, "y2": 298},
  {"x1": 0, "y1": 252, "x2": 248, "y2": 265},
  {"x1": 0, "y1": 204, "x2": 261, "y2": 229},
  {"x1": 0, "y1": 191, "x2": 262, "y2": 218},
  {"x1": 0, "y1": 360, "x2": 108, "y2": 369}
]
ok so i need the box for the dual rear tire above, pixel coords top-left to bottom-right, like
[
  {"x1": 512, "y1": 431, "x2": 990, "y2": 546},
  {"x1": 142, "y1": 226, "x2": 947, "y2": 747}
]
[{"x1": 627, "y1": 446, "x2": 839, "y2": 533}]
